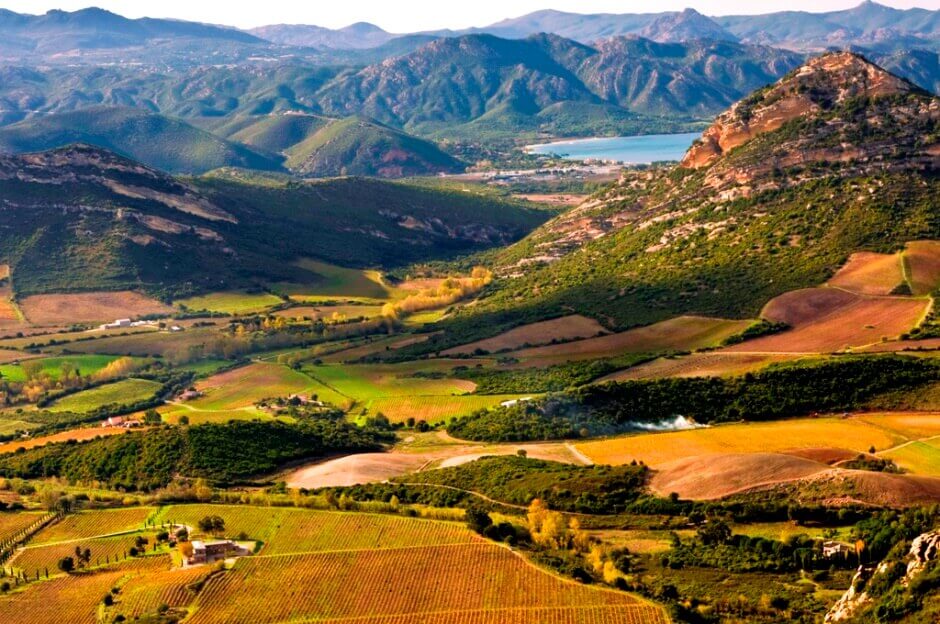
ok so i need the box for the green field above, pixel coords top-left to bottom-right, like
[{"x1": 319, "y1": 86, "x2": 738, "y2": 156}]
[
  {"x1": 189, "y1": 362, "x2": 348, "y2": 411},
  {"x1": 47, "y1": 378, "x2": 162, "y2": 413},
  {"x1": 175, "y1": 291, "x2": 284, "y2": 315},
  {"x1": 0, "y1": 355, "x2": 133, "y2": 382},
  {"x1": 883, "y1": 440, "x2": 940, "y2": 476},
  {"x1": 362, "y1": 394, "x2": 524, "y2": 424},
  {"x1": 273, "y1": 259, "x2": 396, "y2": 302}
]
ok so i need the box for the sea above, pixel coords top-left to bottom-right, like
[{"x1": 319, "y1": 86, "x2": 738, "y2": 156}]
[{"x1": 526, "y1": 132, "x2": 701, "y2": 164}]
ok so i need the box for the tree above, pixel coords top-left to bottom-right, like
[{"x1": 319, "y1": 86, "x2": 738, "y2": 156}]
[
  {"x1": 198, "y1": 515, "x2": 225, "y2": 536},
  {"x1": 178, "y1": 415, "x2": 190, "y2": 425},
  {"x1": 697, "y1": 519, "x2": 732, "y2": 546},
  {"x1": 143, "y1": 409, "x2": 162, "y2": 425},
  {"x1": 466, "y1": 508, "x2": 493, "y2": 535},
  {"x1": 57, "y1": 557, "x2": 75, "y2": 573}
]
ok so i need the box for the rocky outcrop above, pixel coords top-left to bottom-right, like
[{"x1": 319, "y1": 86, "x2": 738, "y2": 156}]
[
  {"x1": 682, "y1": 52, "x2": 922, "y2": 169},
  {"x1": 825, "y1": 530, "x2": 940, "y2": 623}
]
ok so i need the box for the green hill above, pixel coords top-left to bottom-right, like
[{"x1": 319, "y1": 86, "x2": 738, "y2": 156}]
[
  {"x1": 283, "y1": 117, "x2": 464, "y2": 178},
  {"x1": 0, "y1": 144, "x2": 545, "y2": 299},
  {"x1": 408, "y1": 52, "x2": 940, "y2": 351},
  {"x1": 226, "y1": 113, "x2": 331, "y2": 154},
  {"x1": 0, "y1": 107, "x2": 283, "y2": 174}
]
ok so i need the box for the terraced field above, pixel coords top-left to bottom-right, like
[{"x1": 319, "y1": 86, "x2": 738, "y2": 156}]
[{"x1": 46, "y1": 378, "x2": 162, "y2": 413}]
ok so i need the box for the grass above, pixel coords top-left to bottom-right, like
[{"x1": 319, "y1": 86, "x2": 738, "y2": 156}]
[
  {"x1": 46, "y1": 378, "x2": 162, "y2": 413},
  {"x1": 175, "y1": 291, "x2": 284, "y2": 315},
  {"x1": 882, "y1": 441, "x2": 940, "y2": 476},
  {"x1": 0, "y1": 354, "x2": 132, "y2": 382},
  {"x1": 575, "y1": 417, "x2": 903, "y2": 468},
  {"x1": 273, "y1": 259, "x2": 396, "y2": 302},
  {"x1": 190, "y1": 362, "x2": 346, "y2": 411},
  {"x1": 363, "y1": 394, "x2": 524, "y2": 424}
]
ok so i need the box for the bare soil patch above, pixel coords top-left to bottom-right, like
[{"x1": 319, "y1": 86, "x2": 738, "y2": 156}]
[
  {"x1": 0, "y1": 427, "x2": 128, "y2": 454},
  {"x1": 904, "y1": 240, "x2": 940, "y2": 295},
  {"x1": 20, "y1": 291, "x2": 173, "y2": 325},
  {"x1": 601, "y1": 352, "x2": 797, "y2": 381}
]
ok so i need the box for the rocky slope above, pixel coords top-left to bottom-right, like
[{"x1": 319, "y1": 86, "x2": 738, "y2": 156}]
[{"x1": 410, "y1": 52, "x2": 939, "y2": 351}]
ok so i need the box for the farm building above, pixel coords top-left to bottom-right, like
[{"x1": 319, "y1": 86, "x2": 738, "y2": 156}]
[
  {"x1": 179, "y1": 389, "x2": 203, "y2": 401},
  {"x1": 500, "y1": 397, "x2": 533, "y2": 408},
  {"x1": 822, "y1": 541, "x2": 855, "y2": 559},
  {"x1": 98, "y1": 318, "x2": 132, "y2": 330},
  {"x1": 188, "y1": 540, "x2": 244, "y2": 565}
]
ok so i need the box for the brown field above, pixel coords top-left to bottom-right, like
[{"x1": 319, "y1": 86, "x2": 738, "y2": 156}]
[
  {"x1": 761, "y1": 288, "x2": 860, "y2": 327},
  {"x1": 187, "y1": 543, "x2": 663, "y2": 624},
  {"x1": 0, "y1": 348, "x2": 38, "y2": 363},
  {"x1": 0, "y1": 566, "x2": 127, "y2": 623},
  {"x1": 904, "y1": 240, "x2": 940, "y2": 295},
  {"x1": 20, "y1": 291, "x2": 173, "y2": 326},
  {"x1": 67, "y1": 327, "x2": 218, "y2": 357},
  {"x1": 860, "y1": 337, "x2": 940, "y2": 353},
  {"x1": 798, "y1": 469, "x2": 940, "y2": 507},
  {"x1": 827, "y1": 251, "x2": 904, "y2": 295},
  {"x1": 509, "y1": 316, "x2": 752, "y2": 367},
  {"x1": 284, "y1": 443, "x2": 586, "y2": 489},
  {"x1": 575, "y1": 418, "x2": 900, "y2": 468},
  {"x1": 650, "y1": 453, "x2": 831, "y2": 499},
  {"x1": 0, "y1": 427, "x2": 128, "y2": 454},
  {"x1": 514, "y1": 193, "x2": 589, "y2": 206},
  {"x1": 600, "y1": 352, "x2": 798, "y2": 382},
  {"x1": 442, "y1": 315, "x2": 608, "y2": 356},
  {"x1": 783, "y1": 447, "x2": 864, "y2": 465},
  {"x1": 731, "y1": 289, "x2": 928, "y2": 353}
]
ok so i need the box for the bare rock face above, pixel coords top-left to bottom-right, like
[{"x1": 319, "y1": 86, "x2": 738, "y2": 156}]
[
  {"x1": 681, "y1": 52, "x2": 919, "y2": 169},
  {"x1": 825, "y1": 530, "x2": 940, "y2": 623}
]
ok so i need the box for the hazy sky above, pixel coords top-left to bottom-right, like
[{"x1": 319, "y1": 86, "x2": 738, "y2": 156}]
[{"x1": 1, "y1": 1, "x2": 937, "y2": 31}]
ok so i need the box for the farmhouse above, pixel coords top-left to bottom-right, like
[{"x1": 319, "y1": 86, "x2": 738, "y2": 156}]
[
  {"x1": 101, "y1": 416, "x2": 125, "y2": 427},
  {"x1": 500, "y1": 397, "x2": 533, "y2": 408},
  {"x1": 179, "y1": 389, "x2": 203, "y2": 401},
  {"x1": 187, "y1": 539, "x2": 247, "y2": 565},
  {"x1": 98, "y1": 318, "x2": 132, "y2": 330},
  {"x1": 822, "y1": 541, "x2": 855, "y2": 559}
]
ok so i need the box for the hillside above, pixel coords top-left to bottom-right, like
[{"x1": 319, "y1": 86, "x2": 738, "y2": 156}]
[
  {"x1": 415, "y1": 52, "x2": 939, "y2": 348},
  {"x1": 0, "y1": 107, "x2": 284, "y2": 174},
  {"x1": 284, "y1": 117, "x2": 464, "y2": 178},
  {"x1": 0, "y1": 145, "x2": 546, "y2": 298},
  {"x1": 225, "y1": 113, "x2": 332, "y2": 154}
]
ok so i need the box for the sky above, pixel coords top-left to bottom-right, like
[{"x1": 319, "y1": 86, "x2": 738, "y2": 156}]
[{"x1": 0, "y1": 0, "x2": 937, "y2": 31}]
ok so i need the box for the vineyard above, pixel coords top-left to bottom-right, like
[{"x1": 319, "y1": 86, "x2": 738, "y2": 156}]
[
  {"x1": 187, "y1": 543, "x2": 665, "y2": 624},
  {"x1": 112, "y1": 561, "x2": 212, "y2": 620},
  {"x1": 30, "y1": 507, "x2": 154, "y2": 544},
  {"x1": 9, "y1": 533, "x2": 161, "y2": 578},
  {"x1": 0, "y1": 567, "x2": 126, "y2": 623}
]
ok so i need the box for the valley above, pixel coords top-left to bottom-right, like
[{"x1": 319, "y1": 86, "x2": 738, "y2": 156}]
[{"x1": 0, "y1": 3, "x2": 937, "y2": 624}]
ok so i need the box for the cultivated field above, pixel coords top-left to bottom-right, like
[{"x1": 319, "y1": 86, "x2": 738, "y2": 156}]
[
  {"x1": 64, "y1": 327, "x2": 219, "y2": 358},
  {"x1": 272, "y1": 304, "x2": 384, "y2": 321},
  {"x1": 827, "y1": 251, "x2": 904, "y2": 295},
  {"x1": 575, "y1": 418, "x2": 900, "y2": 468},
  {"x1": 114, "y1": 563, "x2": 212, "y2": 620},
  {"x1": 31, "y1": 507, "x2": 153, "y2": 544},
  {"x1": 190, "y1": 362, "x2": 344, "y2": 411},
  {"x1": 733, "y1": 288, "x2": 928, "y2": 353},
  {"x1": 509, "y1": 316, "x2": 752, "y2": 367},
  {"x1": 442, "y1": 315, "x2": 608, "y2": 356},
  {"x1": 19, "y1": 291, "x2": 173, "y2": 326},
  {"x1": 364, "y1": 394, "x2": 523, "y2": 424},
  {"x1": 10, "y1": 532, "x2": 159, "y2": 577},
  {"x1": 600, "y1": 352, "x2": 798, "y2": 381},
  {"x1": 0, "y1": 426, "x2": 129, "y2": 454},
  {"x1": 904, "y1": 240, "x2": 940, "y2": 295},
  {"x1": 0, "y1": 512, "x2": 45, "y2": 544},
  {"x1": 883, "y1": 441, "x2": 940, "y2": 475},
  {"x1": 649, "y1": 452, "x2": 833, "y2": 499},
  {"x1": 0, "y1": 354, "x2": 131, "y2": 382},
  {"x1": 187, "y1": 543, "x2": 663, "y2": 624},
  {"x1": 0, "y1": 566, "x2": 128, "y2": 623},
  {"x1": 276, "y1": 259, "x2": 394, "y2": 302},
  {"x1": 175, "y1": 291, "x2": 283, "y2": 314},
  {"x1": 46, "y1": 378, "x2": 162, "y2": 413}
]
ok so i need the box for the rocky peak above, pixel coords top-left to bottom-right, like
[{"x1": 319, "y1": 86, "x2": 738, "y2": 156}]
[{"x1": 681, "y1": 51, "x2": 922, "y2": 168}]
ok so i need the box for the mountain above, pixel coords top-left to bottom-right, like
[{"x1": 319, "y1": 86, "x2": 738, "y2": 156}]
[
  {"x1": 283, "y1": 116, "x2": 464, "y2": 178},
  {"x1": 418, "y1": 52, "x2": 939, "y2": 348},
  {"x1": 249, "y1": 22, "x2": 395, "y2": 49},
  {"x1": 0, "y1": 7, "x2": 261, "y2": 55},
  {"x1": 315, "y1": 34, "x2": 803, "y2": 133},
  {"x1": 472, "y1": 3, "x2": 940, "y2": 51},
  {"x1": 225, "y1": 113, "x2": 332, "y2": 154},
  {"x1": 0, "y1": 144, "x2": 546, "y2": 299},
  {"x1": 638, "y1": 9, "x2": 737, "y2": 44},
  {"x1": 0, "y1": 107, "x2": 284, "y2": 174}
]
